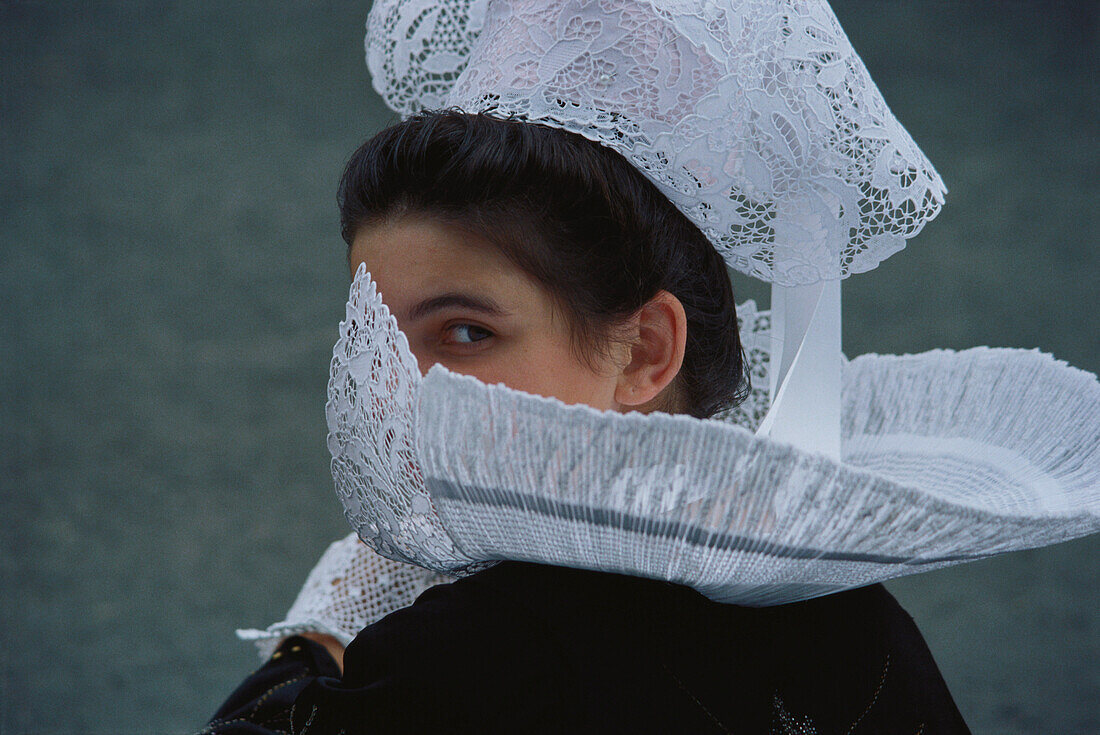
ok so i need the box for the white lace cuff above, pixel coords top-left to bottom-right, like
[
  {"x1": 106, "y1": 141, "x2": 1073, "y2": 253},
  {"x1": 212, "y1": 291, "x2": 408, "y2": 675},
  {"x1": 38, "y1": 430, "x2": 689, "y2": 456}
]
[{"x1": 236, "y1": 532, "x2": 453, "y2": 660}]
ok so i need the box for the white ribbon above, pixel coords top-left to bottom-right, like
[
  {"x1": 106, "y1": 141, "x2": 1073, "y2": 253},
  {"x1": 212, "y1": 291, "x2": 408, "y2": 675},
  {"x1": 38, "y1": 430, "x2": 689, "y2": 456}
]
[{"x1": 756, "y1": 280, "x2": 841, "y2": 460}]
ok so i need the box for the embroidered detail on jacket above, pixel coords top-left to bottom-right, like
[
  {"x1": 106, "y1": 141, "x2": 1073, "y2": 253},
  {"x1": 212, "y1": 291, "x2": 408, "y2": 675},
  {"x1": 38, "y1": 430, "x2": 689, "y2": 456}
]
[
  {"x1": 771, "y1": 694, "x2": 819, "y2": 735},
  {"x1": 660, "y1": 661, "x2": 733, "y2": 734},
  {"x1": 771, "y1": 654, "x2": 910, "y2": 735},
  {"x1": 290, "y1": 703, "x2": 317, "y2": 735},
  {"x1": 846, "y1": 654, "x2": 890, "y2": 734}
]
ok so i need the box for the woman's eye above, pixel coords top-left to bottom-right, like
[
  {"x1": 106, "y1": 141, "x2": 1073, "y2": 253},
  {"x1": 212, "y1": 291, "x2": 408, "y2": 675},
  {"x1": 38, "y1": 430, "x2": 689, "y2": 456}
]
[{"x1": 447, "y1": 324, "x2": 493, "y2": 344}]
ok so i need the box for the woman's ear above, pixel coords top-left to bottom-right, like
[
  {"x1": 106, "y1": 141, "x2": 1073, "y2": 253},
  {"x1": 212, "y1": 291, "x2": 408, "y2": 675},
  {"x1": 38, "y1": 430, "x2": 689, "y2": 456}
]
[{"x1": 614, "y1": 290, "x2": 687, "y2": 413}]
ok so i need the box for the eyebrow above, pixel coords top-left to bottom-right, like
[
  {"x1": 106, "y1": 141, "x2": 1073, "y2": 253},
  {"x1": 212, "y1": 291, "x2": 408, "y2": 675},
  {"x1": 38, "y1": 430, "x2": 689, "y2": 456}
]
[{"x1": 404, "y1": 292, "x2": 510, "y2": 323}]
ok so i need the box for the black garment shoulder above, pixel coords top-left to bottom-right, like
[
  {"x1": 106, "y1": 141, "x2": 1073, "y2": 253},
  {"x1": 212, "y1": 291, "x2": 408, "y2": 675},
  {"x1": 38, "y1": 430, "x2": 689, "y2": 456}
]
[{"x1": 208, "y1": 562, "x2": 971, "y2": 734}]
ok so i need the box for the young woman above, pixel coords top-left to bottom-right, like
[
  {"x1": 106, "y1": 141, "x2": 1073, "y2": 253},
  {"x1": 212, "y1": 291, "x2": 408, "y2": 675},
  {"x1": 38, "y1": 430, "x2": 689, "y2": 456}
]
[{"x1": 202, "y1": 110, "x2": 970, "y2": 734}]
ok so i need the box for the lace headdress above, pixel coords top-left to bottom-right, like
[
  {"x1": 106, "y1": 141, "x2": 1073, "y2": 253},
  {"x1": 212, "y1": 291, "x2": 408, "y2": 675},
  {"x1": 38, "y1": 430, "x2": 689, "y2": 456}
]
[
  {"x1": 240, "y1": 0, "x2": 1098, "y2": 653},
  {"x1": 368, "y1": 0, "x2": 945, "y2": 286}
]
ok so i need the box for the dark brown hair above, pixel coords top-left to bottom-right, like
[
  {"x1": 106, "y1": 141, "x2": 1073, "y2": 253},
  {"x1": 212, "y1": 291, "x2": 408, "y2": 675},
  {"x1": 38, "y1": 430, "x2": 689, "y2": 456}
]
[{"x1": 338, "y1": 110, "x2": 747, "y2": 418}]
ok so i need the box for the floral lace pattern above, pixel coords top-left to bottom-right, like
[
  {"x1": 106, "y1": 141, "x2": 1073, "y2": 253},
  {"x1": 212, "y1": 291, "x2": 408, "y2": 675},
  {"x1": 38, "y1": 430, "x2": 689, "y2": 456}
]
[
  {"x1": 325, "y1": 266, "x2": 479, "y2": 571},
  {"x1": 366, "y1": 0, "x2": 946, "y2": 285}
]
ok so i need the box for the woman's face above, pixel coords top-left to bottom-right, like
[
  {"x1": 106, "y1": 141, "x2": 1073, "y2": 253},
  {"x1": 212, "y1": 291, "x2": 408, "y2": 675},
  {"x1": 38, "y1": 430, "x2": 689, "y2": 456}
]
[{"x1": 349, "y1": 216, "x2": 632, "y2": 411}]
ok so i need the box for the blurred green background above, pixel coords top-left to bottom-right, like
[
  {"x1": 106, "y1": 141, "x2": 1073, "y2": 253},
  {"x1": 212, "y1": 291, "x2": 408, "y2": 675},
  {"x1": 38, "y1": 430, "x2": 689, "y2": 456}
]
[{"x1": 1, "y1": 1, "x2": 1096, "y2": 732}]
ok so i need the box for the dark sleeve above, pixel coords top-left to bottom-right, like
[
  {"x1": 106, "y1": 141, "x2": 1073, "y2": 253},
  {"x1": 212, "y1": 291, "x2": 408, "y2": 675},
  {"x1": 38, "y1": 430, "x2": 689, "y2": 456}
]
[
  {"x1": 289, "y1": 565, "x2": 575, "y2": 734},
  {"x1": 200, "y1": 636, "x2": 341, "y2": 734}
]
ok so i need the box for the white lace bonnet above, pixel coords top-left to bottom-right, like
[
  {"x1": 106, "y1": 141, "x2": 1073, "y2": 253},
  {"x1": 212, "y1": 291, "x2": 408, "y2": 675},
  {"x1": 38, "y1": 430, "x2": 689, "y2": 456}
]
[{"x1": 323, "y1": 0, "x2": 1100, "y2": 605}]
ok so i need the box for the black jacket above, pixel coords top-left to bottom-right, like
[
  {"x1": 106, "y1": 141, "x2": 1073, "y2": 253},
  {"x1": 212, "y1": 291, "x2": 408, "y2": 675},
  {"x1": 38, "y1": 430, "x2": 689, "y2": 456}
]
[{"x1": 204, "y1": 561, "x2": 970, "y2": 734}]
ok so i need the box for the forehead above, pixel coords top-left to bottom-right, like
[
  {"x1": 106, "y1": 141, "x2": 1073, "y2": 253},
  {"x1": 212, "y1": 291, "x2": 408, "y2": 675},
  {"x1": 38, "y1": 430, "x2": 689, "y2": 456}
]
[
  {"x1": 348, "y1": 216, "x2": 551, "y2": 319},
  {"x1": 352, "y1": 217, "x2": 502, "y2": 272}
]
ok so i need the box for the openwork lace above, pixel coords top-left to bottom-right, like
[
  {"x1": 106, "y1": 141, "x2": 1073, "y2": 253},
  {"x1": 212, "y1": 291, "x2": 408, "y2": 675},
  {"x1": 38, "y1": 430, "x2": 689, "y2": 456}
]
[
  {"x1": 237, "y1": 533, "x2": 453, "y2": 658},
  {"x1": 325, "y1": 273, "x2": 480, "y2": 571},
  {"x1": 366, "y1": 0, "x2": 946, "y2": 285}
]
